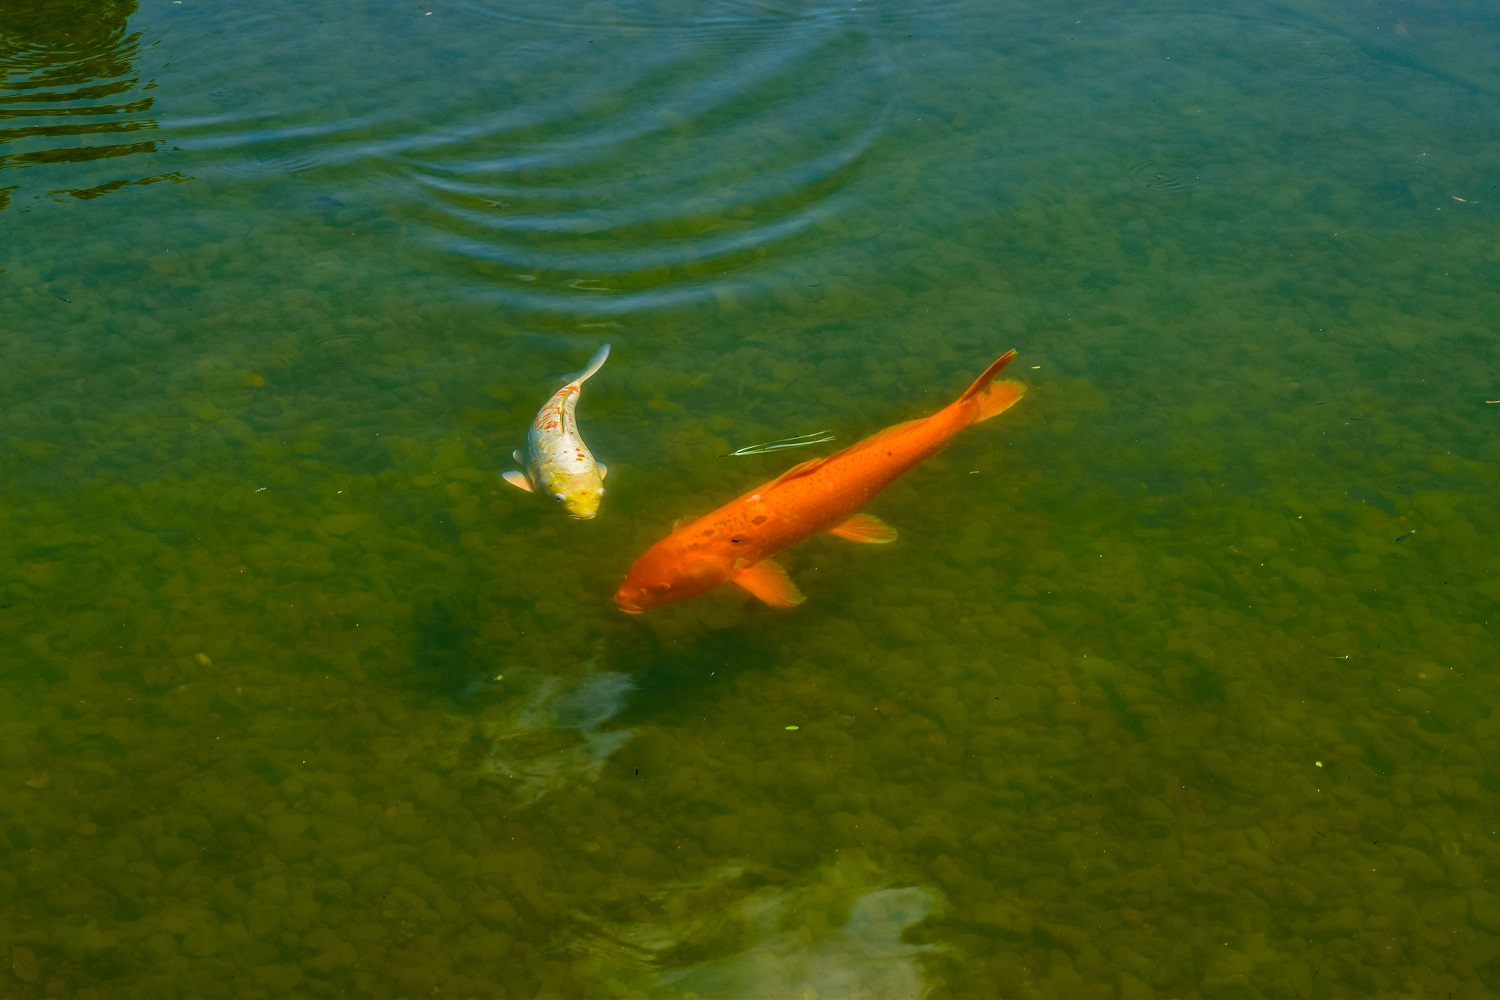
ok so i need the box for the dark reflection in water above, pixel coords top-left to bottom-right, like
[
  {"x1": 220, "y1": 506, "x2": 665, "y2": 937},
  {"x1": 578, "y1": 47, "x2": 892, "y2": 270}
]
[{"x1": 0, "y1": 0, "x2": 181, "y2": 205}]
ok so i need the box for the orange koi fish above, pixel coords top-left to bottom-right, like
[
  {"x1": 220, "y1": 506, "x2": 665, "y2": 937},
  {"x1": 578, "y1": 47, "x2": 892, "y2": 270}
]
[{"x1": 614, "y1": 350, "x2": 1025, "y2": 613}]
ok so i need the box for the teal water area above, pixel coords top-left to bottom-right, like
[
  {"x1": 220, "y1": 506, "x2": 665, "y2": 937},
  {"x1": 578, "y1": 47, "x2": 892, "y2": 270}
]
[{"x1": 2, "y1": 0, "x2": 1498, "y2": 995}]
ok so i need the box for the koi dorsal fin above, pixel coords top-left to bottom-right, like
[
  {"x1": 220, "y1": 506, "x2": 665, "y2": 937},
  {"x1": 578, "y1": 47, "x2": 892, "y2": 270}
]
[
  {"x1": 766, "y1": 455, "x2": 830, "y2": 489},
  {"x1": 844, "y1": 416, "x2": 925, "y2": 455}
]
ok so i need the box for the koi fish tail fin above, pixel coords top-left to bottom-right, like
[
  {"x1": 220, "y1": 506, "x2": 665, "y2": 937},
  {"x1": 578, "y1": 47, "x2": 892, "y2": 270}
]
[
  {"x1": 970, "y1": 379, "x2": 1026, "y2": 423},
  {"x1": 565, "y1": 343, "x2": 611, "y2": 386},
  {"x1": 958, "y1": 349, "x2": 1026, "y2": 424}
]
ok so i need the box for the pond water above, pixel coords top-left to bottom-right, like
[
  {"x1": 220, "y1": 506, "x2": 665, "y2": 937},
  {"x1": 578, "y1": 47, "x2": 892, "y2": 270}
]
[{"x1": 2, "y1": 0, "x2": 1498, "y2": 995}]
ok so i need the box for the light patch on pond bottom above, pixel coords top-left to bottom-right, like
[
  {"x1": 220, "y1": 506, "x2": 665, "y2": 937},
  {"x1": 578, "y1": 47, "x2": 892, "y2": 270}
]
[
  {"x1": 481, "y1": 669, "x2": 635, "y2": 803},
  {"x1": 573, "y1": 857, "x2": 938, "y2": 998}
]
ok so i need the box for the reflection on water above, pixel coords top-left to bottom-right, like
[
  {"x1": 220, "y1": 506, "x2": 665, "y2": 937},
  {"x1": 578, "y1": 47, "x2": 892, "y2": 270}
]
[
  {"x1": 482, "y1": 668, "x2": 635, "y2": 803},
  {"x1": 0, "y1": 0, "x2": 178, "y2": 204},
  {"x1": 575, "y1": 857, "x2": 936, "y2": 999}
]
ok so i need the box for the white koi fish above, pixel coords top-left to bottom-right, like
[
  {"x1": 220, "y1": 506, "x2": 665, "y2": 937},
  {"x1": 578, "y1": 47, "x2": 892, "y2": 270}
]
[{"x1": 503, "y1": 344, "x2": 611, "y2": 519}]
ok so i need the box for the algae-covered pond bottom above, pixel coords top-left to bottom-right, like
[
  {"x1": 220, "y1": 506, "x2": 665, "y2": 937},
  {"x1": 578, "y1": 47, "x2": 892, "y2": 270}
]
[{"x1": 1, "y1": 0, "x2": 1499, "y2": 995}]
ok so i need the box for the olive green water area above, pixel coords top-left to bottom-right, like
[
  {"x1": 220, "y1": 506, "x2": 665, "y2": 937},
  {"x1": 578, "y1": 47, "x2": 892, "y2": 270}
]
[{"x1": 2, "y1": 0, "x2": 1499, "y2": 994}]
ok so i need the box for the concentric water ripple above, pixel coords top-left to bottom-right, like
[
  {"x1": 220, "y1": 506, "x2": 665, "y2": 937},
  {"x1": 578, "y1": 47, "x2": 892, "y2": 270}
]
[
  {"x1": 154, "y1": 0, "x2": 893, "y2": 315},
  {"x1": 1128, "y1": 156, "x2": 1204, "y2": 195},
  {"x1": 458, "y1": 0, "x2": 866, "y2": 33},
  {"x1": 0, "y1": 0, "x2": 174, "y2": 206},
  {"x1": 405, "y1": 0, "x2": 894, "y2": 313}
]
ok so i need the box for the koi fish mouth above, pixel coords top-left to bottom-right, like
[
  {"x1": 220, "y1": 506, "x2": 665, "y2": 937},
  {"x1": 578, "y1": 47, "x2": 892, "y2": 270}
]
[{"x1": 613, "y1": 594, "x2": 644, "y2": 614}]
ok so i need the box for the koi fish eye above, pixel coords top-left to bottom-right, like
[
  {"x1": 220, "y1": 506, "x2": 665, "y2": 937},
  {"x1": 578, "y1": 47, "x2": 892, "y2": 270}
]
[{"x1": 554, "y1": 493, "x2": 566, "y2": 502}]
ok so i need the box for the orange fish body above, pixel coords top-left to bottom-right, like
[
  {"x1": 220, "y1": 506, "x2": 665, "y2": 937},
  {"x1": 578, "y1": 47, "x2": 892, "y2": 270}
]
[{"x1": 614, "y1": 350, "x2": 1025, "y2": 613}]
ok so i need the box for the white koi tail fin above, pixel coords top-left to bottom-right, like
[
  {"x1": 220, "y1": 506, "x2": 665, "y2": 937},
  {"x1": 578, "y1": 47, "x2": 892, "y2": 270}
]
[{"x1": 566, "y1": 343, "x2": 611, "y2": 386}]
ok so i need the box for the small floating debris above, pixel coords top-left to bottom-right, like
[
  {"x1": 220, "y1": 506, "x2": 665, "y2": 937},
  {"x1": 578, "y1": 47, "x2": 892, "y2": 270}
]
[
  {"x1": 785, "y1": 725, "x2": 800, "y2": 731},
  {"x1": 724, "y1": 430, "x2": 835, "y2": 457}
]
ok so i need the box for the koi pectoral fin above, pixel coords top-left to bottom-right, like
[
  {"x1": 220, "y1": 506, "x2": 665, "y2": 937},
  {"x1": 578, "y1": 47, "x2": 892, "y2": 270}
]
[
  {"x1": 502, "y1": 470, "x2": 534, "y2": 493},
  {"x1": 827, "y1": 513, "x2": 898, "y2": 544},
  {"x1": 732, "y1": 560, "x2": 805, "y2": 608}
]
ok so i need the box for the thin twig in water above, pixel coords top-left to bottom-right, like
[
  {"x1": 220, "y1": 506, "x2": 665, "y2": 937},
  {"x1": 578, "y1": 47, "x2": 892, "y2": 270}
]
[{"x1": 723, "y1": 430, "x2": 836, "y2": 457}]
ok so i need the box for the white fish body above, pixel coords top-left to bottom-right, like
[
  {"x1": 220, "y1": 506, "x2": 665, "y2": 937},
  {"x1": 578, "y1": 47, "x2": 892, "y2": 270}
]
[{"x1": 503, "y1": 344, "x2": 611, "y2": 519}]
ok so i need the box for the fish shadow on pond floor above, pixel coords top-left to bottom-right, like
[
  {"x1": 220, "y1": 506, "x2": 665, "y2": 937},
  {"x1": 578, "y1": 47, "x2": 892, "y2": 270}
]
[
  {"x1": 476, "y1": 617, "x2": 785, "y2": 803},
  {"x1": 402, "y1": 590, "x2": 792, "y2": 804},
  {"x1": 604, "y1": 618, "x2": 781, "y2": 729},
  {"x1": 409, "y1": 594, "x2": 489, "y2": 702}
]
